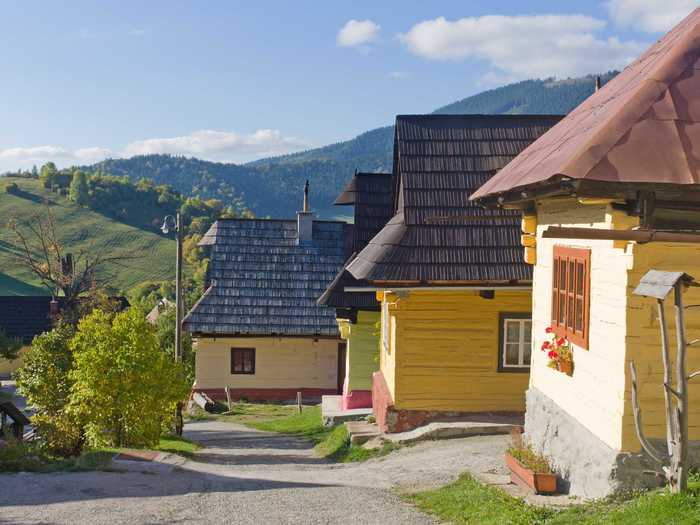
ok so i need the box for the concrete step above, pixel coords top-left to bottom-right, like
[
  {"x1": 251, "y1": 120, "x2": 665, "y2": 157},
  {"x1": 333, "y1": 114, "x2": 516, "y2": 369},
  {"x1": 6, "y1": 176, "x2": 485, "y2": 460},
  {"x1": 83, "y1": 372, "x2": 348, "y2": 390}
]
[
  {"x1": 321, "y1": 395, "x2": 373, "y2": 427},
  {"x1": 385, "y1": 421, "x2": 519, "y2": 445},
  {"x1": 346, "y1": 420, "x2": 381, "y2": 444}
]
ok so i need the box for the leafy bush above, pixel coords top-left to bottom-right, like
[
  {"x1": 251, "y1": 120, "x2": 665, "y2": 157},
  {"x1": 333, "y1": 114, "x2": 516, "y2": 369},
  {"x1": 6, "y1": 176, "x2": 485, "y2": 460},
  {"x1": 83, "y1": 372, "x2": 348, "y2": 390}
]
[
  {"x1": 69, "y1": 308, "x2": 190, "y2": 448},
  {"x1": 15, "y1": 324, "x2": 83, "y2": 455}
]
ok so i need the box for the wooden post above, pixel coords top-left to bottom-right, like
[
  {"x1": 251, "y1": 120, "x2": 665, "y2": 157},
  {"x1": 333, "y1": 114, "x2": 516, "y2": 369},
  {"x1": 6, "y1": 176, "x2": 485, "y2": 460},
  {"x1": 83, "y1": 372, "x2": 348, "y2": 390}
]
[
  {"x1": 673, "y1": 284, "x2": 689, "y2": 493},
  {"x1": 225, "y1": 386, "x2": 232, "y2": 412},
  {"x1": 297, "y1": 391, "x2": 302, "y2": 413}
]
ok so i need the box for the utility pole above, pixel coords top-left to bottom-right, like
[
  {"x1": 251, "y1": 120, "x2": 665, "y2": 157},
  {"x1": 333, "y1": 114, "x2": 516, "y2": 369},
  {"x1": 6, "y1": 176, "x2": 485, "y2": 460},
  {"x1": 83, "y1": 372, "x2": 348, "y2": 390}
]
[{"x1": 161, "y1": 213, "x2": 184, "y2": 436}]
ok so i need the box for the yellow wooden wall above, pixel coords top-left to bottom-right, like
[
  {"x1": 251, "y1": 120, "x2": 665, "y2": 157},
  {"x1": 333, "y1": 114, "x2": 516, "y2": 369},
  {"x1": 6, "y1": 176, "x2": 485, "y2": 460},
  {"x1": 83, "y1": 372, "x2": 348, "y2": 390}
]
[
  {"x1": 532, "y1": 198, "x2": 700, "y2": 452},
  {"x1": 378, "y1": 289, "x2": 531, "y2": 412},
  {"x1": 193, "y1": 336, "x2": 340, "y2": 390},
  {"x1": 0, "y1": 346, "x2": 30, "y2": 376},
  {"x1": 343, "y1": 311, "x2": 380, "y2": 393}
]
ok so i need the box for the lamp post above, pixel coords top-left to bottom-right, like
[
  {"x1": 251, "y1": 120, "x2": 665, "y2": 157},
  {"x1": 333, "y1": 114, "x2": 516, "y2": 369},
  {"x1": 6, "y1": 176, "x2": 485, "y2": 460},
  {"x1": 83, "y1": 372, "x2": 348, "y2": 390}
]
[{"x1": 161, "y1": 213, "x2": 184, "y2": 435}]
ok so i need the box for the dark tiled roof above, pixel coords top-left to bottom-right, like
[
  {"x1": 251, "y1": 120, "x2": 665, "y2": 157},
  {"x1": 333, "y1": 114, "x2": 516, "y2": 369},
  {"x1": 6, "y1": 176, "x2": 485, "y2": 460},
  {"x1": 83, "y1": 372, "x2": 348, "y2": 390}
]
[
  {"x1": 0, "y1": 297, "x2": 57, "y2": 345},
  {"x1": 0, "y1": 296, "x2": 128, "y2": 344},
  {"x1": 472, "y1": 8, "x2": 700, "y2": 202},
  {"x1": 319, "y1": 173, "x2": 394, "y2": 310},
  {"x1": 184, "y1": 219, "x2": 348, "y2": 336},
  {"x1": 346, "y1": 114, "x2": 561, "y2": 284}
]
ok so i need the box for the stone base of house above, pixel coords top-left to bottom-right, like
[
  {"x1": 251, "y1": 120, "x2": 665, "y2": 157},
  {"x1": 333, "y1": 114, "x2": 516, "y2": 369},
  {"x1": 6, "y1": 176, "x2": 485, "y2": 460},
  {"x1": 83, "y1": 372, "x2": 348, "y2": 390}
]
[
  {"x1": 372, "y1": 371, "x2": 523, "y2": 433},
  {"x1": 524, "y1": 387, "x2": 700, "y2": 498},
  {"x1": 193, "y1": 387, "x2": 337, "y2": 403},
  {"x1": 342, "y1": 388, "x2": 372, "y2": 410}
]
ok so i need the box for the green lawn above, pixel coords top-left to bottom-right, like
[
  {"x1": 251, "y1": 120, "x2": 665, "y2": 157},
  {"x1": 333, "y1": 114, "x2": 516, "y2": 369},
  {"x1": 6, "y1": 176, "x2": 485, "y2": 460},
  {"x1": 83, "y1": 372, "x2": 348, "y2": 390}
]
[
  {"x1": 154, "y1": 434, "x2": 201, "y2": 458},
  {"x1": 245, "y1": 404, "x2": 398, "y2": 462},
  {"x1": 409, "y1": 472, "x2": 700, "y2": 525},
  {"x1": 0, "y1": 178, "x2": 174, "y2": 295}
]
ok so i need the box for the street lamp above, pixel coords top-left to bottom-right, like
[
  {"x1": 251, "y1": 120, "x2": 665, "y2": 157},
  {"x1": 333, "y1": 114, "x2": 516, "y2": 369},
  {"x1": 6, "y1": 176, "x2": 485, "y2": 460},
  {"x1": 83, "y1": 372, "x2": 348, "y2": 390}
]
[{"x1": 161, "y1": 213, "x2": 184, "y2": 435}]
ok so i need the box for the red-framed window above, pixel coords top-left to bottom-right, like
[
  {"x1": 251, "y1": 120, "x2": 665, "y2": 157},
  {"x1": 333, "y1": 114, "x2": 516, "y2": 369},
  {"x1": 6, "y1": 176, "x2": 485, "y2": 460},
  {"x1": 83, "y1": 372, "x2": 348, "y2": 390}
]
[
  {"x1": 231, "y1": 348, "x2": 256, "y2": 374},
  {"x1": 552, "y1": 246, "x2": 590, "y2": 349}
]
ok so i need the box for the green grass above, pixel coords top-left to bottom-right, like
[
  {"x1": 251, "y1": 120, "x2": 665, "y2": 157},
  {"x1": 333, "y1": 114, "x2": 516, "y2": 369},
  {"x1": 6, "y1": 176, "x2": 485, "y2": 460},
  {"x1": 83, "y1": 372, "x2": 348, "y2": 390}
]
[
  {"x1": 217, "y1": 402, "x2": 300, "y2": 425},
  {"x1": 409, "y1": 472, "x2": 700, "y2": 525},
  {"x1": 0, "y1": 441, "x2": 114, "y2": 473},
  {"x1": 154, "y1": 434, "x2": 200, "y2": 458},
  {"x1": 245, "y1": 405, "x2": 399, "y2": 462},
  {"x1": 0, "y1": 178, "x2": 174, "y2": 295}
]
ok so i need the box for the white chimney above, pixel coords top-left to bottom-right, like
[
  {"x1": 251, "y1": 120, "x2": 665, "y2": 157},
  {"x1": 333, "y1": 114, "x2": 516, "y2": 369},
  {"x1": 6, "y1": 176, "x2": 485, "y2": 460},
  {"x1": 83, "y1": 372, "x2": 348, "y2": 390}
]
[{"x1": 297, "y1": 180, "x2": 313, "y2": 245}]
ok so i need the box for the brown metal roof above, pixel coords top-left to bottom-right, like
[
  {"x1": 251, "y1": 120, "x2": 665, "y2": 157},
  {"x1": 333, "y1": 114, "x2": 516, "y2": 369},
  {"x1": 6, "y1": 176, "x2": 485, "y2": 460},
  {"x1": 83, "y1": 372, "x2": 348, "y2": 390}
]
[
  {"x1": 472, "y1": 7, "x2": 700, "y2": 203},
  {"x1": 346, "y1": 114, "x2": 561, "y2": 284}
]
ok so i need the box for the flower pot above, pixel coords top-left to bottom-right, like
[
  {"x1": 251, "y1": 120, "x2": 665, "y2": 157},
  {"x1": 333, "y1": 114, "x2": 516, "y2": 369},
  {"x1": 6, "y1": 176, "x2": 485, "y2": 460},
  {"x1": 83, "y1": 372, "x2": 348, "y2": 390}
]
[
  {"x1": 557, "y1": 360, "x2": 573, "y2": 376},
  {"x1": 505, "y1": 452, "x2": 557, "y2": 495}
]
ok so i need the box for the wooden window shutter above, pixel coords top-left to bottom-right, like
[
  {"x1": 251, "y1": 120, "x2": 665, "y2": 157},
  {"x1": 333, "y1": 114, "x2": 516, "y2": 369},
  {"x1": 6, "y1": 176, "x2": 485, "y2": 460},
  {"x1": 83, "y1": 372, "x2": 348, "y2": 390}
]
[{"x1": 552, "y1": 246, "x2": 590, "y2": 349}]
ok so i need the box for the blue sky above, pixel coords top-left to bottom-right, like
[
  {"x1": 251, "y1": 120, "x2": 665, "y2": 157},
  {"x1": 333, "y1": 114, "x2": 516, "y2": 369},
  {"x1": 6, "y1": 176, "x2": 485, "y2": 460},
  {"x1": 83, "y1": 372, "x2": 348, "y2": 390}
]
[{"x1": 0, "y1": 0, "x2": 695, "y2": 171}]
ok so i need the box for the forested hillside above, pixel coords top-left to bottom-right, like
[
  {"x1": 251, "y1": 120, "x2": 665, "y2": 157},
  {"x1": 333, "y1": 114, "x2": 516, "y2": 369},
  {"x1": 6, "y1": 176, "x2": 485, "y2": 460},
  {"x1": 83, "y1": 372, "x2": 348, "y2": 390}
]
[{"x1": 84, "y1": 73, "x2": 615, "y2": 217}]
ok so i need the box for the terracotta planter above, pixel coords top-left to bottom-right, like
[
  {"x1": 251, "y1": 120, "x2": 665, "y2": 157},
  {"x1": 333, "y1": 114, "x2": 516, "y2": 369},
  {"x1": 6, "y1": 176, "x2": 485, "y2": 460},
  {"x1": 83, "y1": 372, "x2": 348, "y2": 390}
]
[
  {"x1": 557, "y1": 360, "x2": 573, "y2": 376},
  {"x1": 505, "y1": 452, "x2": 557, "y2": 495}
]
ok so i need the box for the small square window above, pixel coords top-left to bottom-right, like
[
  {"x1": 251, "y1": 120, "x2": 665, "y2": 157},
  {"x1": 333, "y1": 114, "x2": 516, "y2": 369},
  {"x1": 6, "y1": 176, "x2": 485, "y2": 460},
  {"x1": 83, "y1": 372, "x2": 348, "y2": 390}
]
[
  {"x1": 231, "y1": 348, "x2": 255, "y2": 374},
  {"x1": 498, "y1": 313, "x2": 532, "y2": 373}
]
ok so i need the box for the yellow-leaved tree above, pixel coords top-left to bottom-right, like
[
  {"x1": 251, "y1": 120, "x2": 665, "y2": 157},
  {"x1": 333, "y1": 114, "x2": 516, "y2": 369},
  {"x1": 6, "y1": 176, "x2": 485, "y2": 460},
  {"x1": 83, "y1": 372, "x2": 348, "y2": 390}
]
[{"x1": 68, "y1": 308, "x2": 189, "y2": 448}]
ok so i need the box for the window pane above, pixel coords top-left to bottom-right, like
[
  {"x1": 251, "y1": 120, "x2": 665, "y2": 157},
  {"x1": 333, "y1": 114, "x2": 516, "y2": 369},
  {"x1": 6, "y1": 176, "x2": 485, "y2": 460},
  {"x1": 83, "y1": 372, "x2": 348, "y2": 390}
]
[
  {"x1": 559, "y1": 291, "x2": 566, "y2": 322},
  {"x1": 523, "y1": 320, "x2": 532, "y2": 343},
  {"x1": 505, "y1": 343, "x2": 520, "y2": 365},
  {"x1": 506, "y1": 321, "x2": 520, "y2": 343},
  {"x1": 552, "y1": 258, "x2": 559, "y2": 289},
  {"x1": 560, "y1": 260, "x2": 567, "y2": 288},
  {"x1": 567, "y1": 296, "x2": 574, "y2": 329},
  {"x1": 523, "y1": 341, "x2": 532, "y2": 364},
  {"x1": 569, "y1": 260, "x2": 575, "y2": 290},
  {"x1": 577, "y1": 262, "x2": 584, "y2": 294},
  {"x1": 576, "y1": 298, "x2": 584, "y2": 331}
]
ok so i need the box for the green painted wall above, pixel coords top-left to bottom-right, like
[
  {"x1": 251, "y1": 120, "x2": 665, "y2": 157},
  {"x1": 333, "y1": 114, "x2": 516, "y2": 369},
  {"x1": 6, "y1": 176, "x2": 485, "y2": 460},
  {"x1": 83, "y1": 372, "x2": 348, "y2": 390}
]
[{"x1": 345, "y1": 310, "x2": 380, "y2": 393}]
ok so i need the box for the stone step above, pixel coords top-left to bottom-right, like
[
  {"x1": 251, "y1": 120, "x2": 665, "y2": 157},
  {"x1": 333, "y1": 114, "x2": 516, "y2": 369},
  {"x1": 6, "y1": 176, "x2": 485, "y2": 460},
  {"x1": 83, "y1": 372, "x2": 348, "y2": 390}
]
[
  {"x1": 321, "y1": 395, "x2": 373, "y2": 427},
  {"x1": 346, "y1": 420, "x2": 381, "y2": 444},
  {"x1": 385, "y1": 421, "x2": 519, "y2": 445}
]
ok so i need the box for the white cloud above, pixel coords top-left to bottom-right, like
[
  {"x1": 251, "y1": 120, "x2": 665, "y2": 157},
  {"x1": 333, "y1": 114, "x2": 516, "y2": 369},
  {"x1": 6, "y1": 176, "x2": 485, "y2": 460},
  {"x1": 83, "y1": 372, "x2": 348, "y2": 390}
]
[
  {"x1": 606, "y1": 0, "x2": 696, "y2": 33},
  {"x1": 122, "y1": 129, "x2": 306, "y2": 160},
  {"x1": 74, "y1": 147, "x2": 113, "y2": 160},
  {"x1": 398, "y1": 15, "x2": 646, "y2": 81},
  {"x1": 0, "y1": 146, "x2": 69, "y2": 160},
  {"x1": 337, "y1": 19, "x2": 380, "y2": 48}
]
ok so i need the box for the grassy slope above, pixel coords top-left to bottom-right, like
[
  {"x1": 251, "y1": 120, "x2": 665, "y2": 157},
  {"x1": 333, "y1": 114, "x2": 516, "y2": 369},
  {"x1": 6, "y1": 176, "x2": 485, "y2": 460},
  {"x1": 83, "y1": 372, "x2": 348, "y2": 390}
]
[
  {"x1": 0, "y1": 178, "x2": 174, "y2": 295},
  {"x1": 410, "y1": 472, "x2": 700, "y2": 525}
]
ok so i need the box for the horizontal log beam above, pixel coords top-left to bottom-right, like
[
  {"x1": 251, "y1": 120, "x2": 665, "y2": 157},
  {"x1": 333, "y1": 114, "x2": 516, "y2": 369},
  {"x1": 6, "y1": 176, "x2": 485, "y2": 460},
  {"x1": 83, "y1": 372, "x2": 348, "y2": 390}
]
[{"x1": 543, "y1": 227, "x2": 700, "y2": 244}]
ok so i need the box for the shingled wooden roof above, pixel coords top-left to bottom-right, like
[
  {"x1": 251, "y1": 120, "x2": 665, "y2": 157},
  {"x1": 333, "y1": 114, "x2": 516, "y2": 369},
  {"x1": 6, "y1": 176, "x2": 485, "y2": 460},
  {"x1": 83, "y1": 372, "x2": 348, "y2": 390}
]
[
  {"x1": 319, "y1": 172, "x2": 394, "y2": 310},
  {"x1": 472, "y1": 7, "x2": 700, "y2": 203},
  {"x1": 183, "y1": 218, "x2": 349, "y2": 337},
  {"x1": 346, "y1": 114, "x2": 561, "y2": 284}
]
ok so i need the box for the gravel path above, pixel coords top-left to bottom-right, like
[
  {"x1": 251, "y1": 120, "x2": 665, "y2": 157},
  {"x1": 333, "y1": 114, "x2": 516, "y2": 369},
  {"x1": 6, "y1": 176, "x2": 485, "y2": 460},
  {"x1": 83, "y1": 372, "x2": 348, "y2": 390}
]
[{"x1": 0, "y1": 418, "x2": 510, "y2": 525}]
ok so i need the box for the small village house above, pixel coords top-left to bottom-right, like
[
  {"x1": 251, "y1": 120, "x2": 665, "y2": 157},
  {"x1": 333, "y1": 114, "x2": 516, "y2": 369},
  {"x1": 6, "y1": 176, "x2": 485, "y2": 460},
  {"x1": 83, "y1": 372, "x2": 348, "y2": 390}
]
[
  {"x1": 183, "y1": 188, "x2": 350, "y2": 402},
  {"x1": 471, "y1": 7, "x2": 700, "y2": 497},
  {"x1": 0, "y1": 296, "x2": 59, "y2": 377},
  {"x1": 345, "y1": 114, "x2": 560, "y2": 432},
  {"x1": 318, "y1": 172, "x2": 393, "y2": 409}
]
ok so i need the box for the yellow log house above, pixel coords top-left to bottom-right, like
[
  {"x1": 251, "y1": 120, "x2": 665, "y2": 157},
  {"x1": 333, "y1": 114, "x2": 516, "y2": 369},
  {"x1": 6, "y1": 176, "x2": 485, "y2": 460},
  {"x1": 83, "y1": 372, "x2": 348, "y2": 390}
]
[{"x1": 345, "y1": 114, "x2": 559, "y2": 432}]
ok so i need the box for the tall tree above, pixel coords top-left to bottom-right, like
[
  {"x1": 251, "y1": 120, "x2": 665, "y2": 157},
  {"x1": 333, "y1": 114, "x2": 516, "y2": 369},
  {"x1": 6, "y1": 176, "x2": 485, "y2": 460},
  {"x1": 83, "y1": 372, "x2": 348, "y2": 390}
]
[
  {"x1": 69, "y1": 169, "x2": 89, "y2": 206},
  {"x1": 39, "y1": 162, "x2": 58, "y2": 189}
]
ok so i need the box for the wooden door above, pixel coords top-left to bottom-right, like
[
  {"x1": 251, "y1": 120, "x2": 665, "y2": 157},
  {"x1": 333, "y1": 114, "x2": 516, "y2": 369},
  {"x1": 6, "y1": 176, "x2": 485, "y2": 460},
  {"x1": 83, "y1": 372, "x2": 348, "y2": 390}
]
[{"x1": 337, "y1": 342, "x2": 347, "y2": 394}]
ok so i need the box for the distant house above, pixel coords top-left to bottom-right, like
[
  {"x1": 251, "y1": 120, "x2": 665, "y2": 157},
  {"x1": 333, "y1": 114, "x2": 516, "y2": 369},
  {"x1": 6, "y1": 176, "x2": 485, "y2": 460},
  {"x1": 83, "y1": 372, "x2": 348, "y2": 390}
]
[
  {"x1": 0, "y1": 296, "x2": 58, "y2": 377},
  {"x1": 345, "y1": 114, "x2": 560, "y2": 432},
  {"x1": 471, "y1": 7, "x2": 700, "y2": 497},
  {"x1": 0, "y1": 295, "x2": 128, "y2": 377},
  {"x1": 146, "y1": 297, "x2": 172, "y2": 325},
  {"x1": 318, "y1": 172, "x2": 393, "y2": 409},
  {"x1": 183, "y1": 191, "x2": 350, "y2": 402}
]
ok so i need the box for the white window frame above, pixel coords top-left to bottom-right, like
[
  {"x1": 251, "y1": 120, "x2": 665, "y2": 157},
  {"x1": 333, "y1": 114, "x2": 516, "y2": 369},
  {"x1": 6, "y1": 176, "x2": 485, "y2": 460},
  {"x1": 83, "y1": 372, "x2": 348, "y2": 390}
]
[{"x1": 501, "y1": 318, "x2": 531, "y2": 370}]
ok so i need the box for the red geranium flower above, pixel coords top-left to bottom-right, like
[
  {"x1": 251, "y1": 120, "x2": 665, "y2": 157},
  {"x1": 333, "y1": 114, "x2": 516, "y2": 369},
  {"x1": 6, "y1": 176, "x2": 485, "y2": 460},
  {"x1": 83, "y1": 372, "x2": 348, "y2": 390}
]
[
  {"x1": 545, "y1": 326, "x2": 553, "y2": 334},
  {"x1": 548, "y1": 350, "x2": 558, "y2": 359},
  {"x1": 557, "y1": 338, "x2": 566, "y2": 346},
  {"x1": 541, "y1": 341, "x2": 551, "y2": 351}
]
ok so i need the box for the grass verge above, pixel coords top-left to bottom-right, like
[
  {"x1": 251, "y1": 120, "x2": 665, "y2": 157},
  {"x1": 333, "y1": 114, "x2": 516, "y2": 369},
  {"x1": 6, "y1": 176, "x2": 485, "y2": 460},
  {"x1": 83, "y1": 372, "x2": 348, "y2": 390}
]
[
  {"x1": 409, "y1": 472, "x2": 700, "y2": 525},
  {"x1": 154, "y1": 434, "x2": 201, "y2": 458},
  {"x1": 247, "y1": 405, "x2": 398, "y2": 462},
  {"x1": 0, "y1": 442, "x2": 114, "y2": 473},
  {"x1": 216, "y1": 402, "x2": 300, "y2": 425}
]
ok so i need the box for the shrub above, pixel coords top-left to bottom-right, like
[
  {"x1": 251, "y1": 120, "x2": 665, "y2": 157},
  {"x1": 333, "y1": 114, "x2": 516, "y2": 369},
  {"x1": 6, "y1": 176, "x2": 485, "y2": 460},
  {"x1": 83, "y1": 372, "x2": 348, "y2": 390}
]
[
  {"x1": 15, "y1": 324, "x2": 83, "y2": 455},
  {"x1": 5, "y1": 182, "x2": 18, "y2": 194},
  {"x1": 69, "y1": 308, "x2": 190, "y2": 448}
]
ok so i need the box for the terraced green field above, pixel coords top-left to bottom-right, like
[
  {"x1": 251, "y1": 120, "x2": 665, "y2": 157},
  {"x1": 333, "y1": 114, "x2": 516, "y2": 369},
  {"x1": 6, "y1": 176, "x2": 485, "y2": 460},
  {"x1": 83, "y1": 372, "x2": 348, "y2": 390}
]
[{"x1": 0, "y1": 178, "x2": 174, "y2": 295}]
